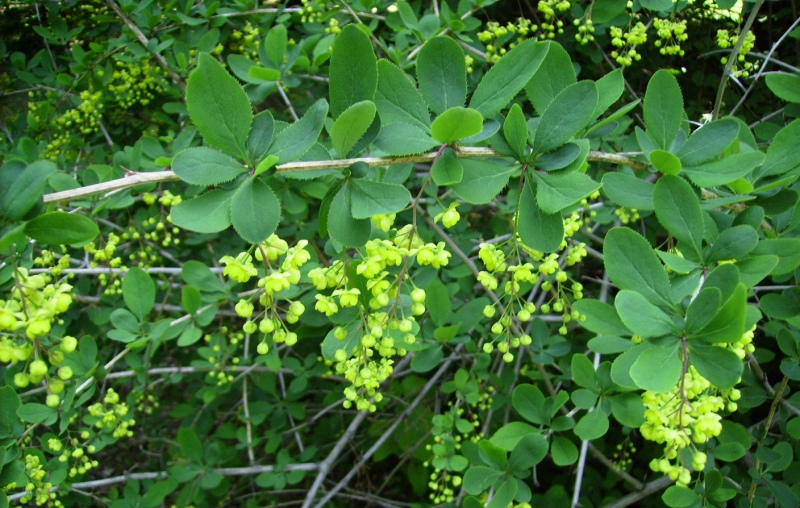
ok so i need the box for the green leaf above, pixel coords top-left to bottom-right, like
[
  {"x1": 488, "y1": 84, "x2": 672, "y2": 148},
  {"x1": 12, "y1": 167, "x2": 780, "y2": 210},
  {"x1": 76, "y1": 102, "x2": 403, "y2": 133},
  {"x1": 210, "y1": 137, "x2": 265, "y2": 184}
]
[
  {"x1": 765, "y1": 72, "x2": 800, "y2": 103},
  {"x1": 508, "y1": 433, "x2": 548, "y2": 471},
  {"x1": 761, "y1": 293, "x2": 800, "y2": 320},
  {"x1": 17, "y1": 403, "x2": 57, "y2": 424},
  {"x1": 416, "y1": 36, "x2": 466, "y2": 115},
  {"x1": 611, "y1": 343, "x2": 649, "y2": 389},
  {"x1": 411, "y1": 344, "x2": 443, "y2": 372},
  {"x1": 512, "y1": 384, "x2": 547, "y2": 425},
  {"x1": 186, "y1": 53, "x2": 252, "y2": 158},
  {"x1": 142, "y1": 479, "x2": 179, "y2": 508},
  {"x1": 649, "y1": 149, "x2": 682, "y2": 175},
  {"x1": 644, "y1": 69, "x2": 684, "y2": 150},
  {"x1": 572, "y1": 300, "x2": 630, "y2": 337},
  {"x1": 269, "y1": 99, "x2": 328, "y2": 163},
  {"x1": 609, "y1": 392, "x2": 645, "y2": 427},
  {"x1": 263, "y1": 24, "x2": 287, "y2": 68},
  {"x1": 571, "y1": 354, "x2": 596, "y2": 389},
  {"x1": 331, "y1": 100, "x2": 377, "y2": 157},
  {"x1": 177, "y1": 427, "x2": 203, "y2": 463},
  {"x1": 479, "y1": 439, "x2": 507, "y2": 468},
  {"x1": 677, "y1": 118, "x2": 739, "y2": 166},
  {"x1": 374, "y1": 122, "x2": 437, "y2": 156},
  {"x1": 490, "y1": 422, "x2": 539, "y2": 450},
  {"x1": 2, "y1": 160, "x2": 56, "y2": 220},
  {"x1": 463, "y1": 466, "x2": 504, "y2": 495},
  {"x1": 588, "y1": 336, "x2": 635, "y2": 354},
  {"x1": 518, "y1": 178, "x2": 564, "y2": 253},
  {"x1": 170, "y1": 188, "x2": 234, "y2": 234},
  {"x1": 641, "y1": 0, "x2": 674, "y2": 9},
  {"x1": 248, "y1": 65, "x2": 280, "y2": 81},
  {"x1": 329, "y1": 24, "x2": 377, "y2": 118},
  {"x1": 657, "y1": 251, "x2": 700, "y2": 274},
  {"x1": 469, "y1": 38, "x2": 548, "y2": 118},
  {"x1": 601, "y1": 173, "x2": 655, "y2": 210},
  {"x1": 230, "y1": 177, "x2": 280, "y2": 244},
  {"x1": 630, "y1": 341, "x2": 682, "y2": 392},
  {"x1": 430, "y1": 106, "x2": 482, "y2": 143},
  {"x1": 327, "y1": 183, "x2": 371, "y2": 247},
  {"x1": 593, "y1": 68, "x2": 624, "y2": 120},
  {"x1": 689, "y1": 284, "x2": 746, "y2": 344},
  {"x1": 737, "y1": 255, "x2": 779, "y2": 287},
  {"x1": 24, "y1": 212, "x2": 99, "y2": 245},
  {"x1": 662, "y1": 486, "x2": 700, "y2": 508},
  {"x1": 653, "y1": 175, "x2": 704, "y2": 259},
  {"x1": 688, "y1": 342, "x2": 743, "y2": 389},
  {"x1": 535, "y1": 143, "x2": 581, "y2": 172},
  {"x1": 349, "y1": 179, "x2": 411, "y2": 219},
  {"x1": 525, "y1": 42, "x2": 576, "y2": 115},
  {"x1": 573, "y1": 410, "x2": 609, "y2": 441},
  {"x1": 254, "y1": 155, "x2": 278, "y2": 178},
  {"x1": 431, "y1": 147, "x2": 463, "y2": 186},
  {"x1": 682, "y1": 150, "x2": 765, "y2": 187},
  {"x1": 684, "y1": 288, "x2": 721, "y2": 333},
  {"x1": 755, "y1": 119, "x2": 800, "y2": 179},
  {"x1": 172, "y1": 147, "x2": 247, "y2": 186},
  {"x1": 503, "y1": 103, "x2": 528, "y2": 161},
  {"x1": 705, "y1": 224, "x2": 758, "y2": 263},
  {"x1": 247, "y1": 110, "x2": 275, "y2": 161},
  {"x1": 122, "y1": 267, "x2": 155, "y2": 320},
  {"x1": 0, "y1": 386, "x2": 21, "y2": 437},
  {"x1": 425, "y1": 278, "x2": 450, "y2": 327},
  {"x1": 533, "y1": 81, "x2": 597, "y2": 155},
  {"x1": 533, "y1": 171, "x2": 600, "y2": 214},
  {"x1": 551, "y1": 436, "x2": 579, "y2": 465},
  {"x1": 614, "y1": 290, "x2": 675, "y2": 338},
  {"x1": 752, "y1": 238, "x2": 800, "y2": 275},
  {"x1": 604, "y1": 228, "x2": 672, "y2": 308},
  {"x1": 487, "y1": 479, "x2": 517, "y2": 508},
  {"x1": 452, "y1": 159, "x2": 517, "y2": 204},
  {"x1": 375, "y1": 59, "x2": 430, "y2": 130}
]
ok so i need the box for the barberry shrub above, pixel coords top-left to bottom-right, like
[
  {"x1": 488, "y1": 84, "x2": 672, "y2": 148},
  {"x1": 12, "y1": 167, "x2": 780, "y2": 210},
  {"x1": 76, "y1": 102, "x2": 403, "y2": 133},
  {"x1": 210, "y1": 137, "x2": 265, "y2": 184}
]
[{"x1": 1, "y1": 1, "x2": 800, "y2": 507}]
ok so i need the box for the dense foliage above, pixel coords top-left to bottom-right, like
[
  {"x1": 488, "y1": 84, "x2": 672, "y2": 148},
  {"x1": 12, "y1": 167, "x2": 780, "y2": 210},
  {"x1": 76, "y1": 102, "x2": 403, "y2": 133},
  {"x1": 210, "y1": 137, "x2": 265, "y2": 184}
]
[{"x1": 1, "y1": 0, "x2": 800, "y2": 507}]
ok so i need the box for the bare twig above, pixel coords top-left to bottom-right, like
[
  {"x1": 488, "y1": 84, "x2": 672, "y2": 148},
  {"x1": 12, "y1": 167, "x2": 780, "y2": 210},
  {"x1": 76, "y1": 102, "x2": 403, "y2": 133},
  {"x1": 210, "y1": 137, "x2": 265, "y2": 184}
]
[
  {"x1": 42, "y1": 149, "x2": 647, "y2": 204},
  {"x1": 712, "y1": 0, "x2": 766, "y2": 120}
]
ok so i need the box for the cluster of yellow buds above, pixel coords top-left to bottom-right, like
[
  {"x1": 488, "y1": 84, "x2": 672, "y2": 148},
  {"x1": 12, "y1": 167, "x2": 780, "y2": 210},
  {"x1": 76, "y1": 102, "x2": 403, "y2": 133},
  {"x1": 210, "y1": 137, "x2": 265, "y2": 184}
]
[
  {"x1": 108, "y1": 57, "x2": 166, "y2": 109},
  {"x1": 86, "y1": 388, "x2": 136, "y2": 439},
  {"x1": 315, "y1": 221, "x2": 452, "y2": 410},
  {"x1": 14, "y1": 454, "x2": 61, "y2": 506},
  {"x1": 477, "y1": 18, "x2": 537, "y2": 63},
  {"x1": 717, "y1": 29, "x2": 757, "y2": 77},
  {"x1": 610, "y1": 22, "x2": 648, "y2": 66},
  {"x1": 653, "y1": 18, "x2": 688, "y2": 56},
  {"x1": 220, "y1": 235, "x2": 311, "y2": 357}
]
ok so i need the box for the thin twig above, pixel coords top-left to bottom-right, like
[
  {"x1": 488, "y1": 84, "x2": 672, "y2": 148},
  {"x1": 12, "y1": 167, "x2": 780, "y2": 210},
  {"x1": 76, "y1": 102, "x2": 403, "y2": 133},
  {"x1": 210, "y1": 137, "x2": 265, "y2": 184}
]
[
  {"x1": 600, "y1": 476, "x2": 674, "y2": 508},
  {"x1": 310, "y1": 352, "x2": 457, "y2": 508},
  {"x1": 712, "y1": 0, "x2": 766, "y2": 120},
  {"x1": 42, "y1": 149, "x2": 646, "y2": 204},
  {"x1": 301, "y1": 411, "x2": 370, "y2": 508}
]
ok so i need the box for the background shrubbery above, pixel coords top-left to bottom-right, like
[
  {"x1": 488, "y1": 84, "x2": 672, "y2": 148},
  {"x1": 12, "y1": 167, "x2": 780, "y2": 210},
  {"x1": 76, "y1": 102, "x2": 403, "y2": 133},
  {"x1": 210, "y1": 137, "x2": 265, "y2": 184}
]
[{"x1": 2, "y1": 1, "x2": 800, "y2": 507}]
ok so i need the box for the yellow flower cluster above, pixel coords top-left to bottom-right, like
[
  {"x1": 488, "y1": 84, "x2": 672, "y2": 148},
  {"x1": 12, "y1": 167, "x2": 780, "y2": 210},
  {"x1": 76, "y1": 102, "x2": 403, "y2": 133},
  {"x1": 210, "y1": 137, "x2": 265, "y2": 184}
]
[
  {"x1": 610, "y1": 22, "x2": 648, "y2": 66},
  {"x1": 477, "y1": 18, "x2": 537, "y2": 63},
  {"x1": 717, "y1": 29, "x2": 757, "y2": 78},
  {"x1": 653, "y1": 18, "x2": 688, "y2": 56},
  {"x1": 478, "y1": 212, "x2": 589, "y2": 358},
  {"x1": 640, "y1": 328, "x2": 752, "y2": 486},
  {"x1": 108, "y1": 57, "x2": 166, "y2": 109},
  {"x1": 220, "y1": 235, "x2": 312, "y2": 356},
  {"x1": 13, "y1": 454, "x2": 62, "y2": 507},
  {"x1": 315, "y1": 222, "x2": 452, "y2": 411},
  {"x1": 56, "y1": 433, "x2": 100, "y2": 479},
  {"x1": 86, "y1": 388, "x2": 136, "y2": 439}
]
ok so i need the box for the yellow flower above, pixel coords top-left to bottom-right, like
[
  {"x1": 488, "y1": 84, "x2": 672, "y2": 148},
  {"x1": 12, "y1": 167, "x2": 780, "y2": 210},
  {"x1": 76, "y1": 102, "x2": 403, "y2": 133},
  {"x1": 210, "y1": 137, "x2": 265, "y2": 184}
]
[{"x1": 220, "y1": 252, "x2": 258, "y2": 283}]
